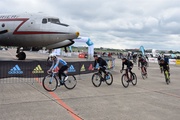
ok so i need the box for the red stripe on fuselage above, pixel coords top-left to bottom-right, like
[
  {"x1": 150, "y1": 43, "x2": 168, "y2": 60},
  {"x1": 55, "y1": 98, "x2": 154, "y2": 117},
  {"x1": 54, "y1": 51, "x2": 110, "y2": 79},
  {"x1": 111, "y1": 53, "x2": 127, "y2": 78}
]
[{"x1": 0, "y1": 18, "x2": 69, "y2": 35}]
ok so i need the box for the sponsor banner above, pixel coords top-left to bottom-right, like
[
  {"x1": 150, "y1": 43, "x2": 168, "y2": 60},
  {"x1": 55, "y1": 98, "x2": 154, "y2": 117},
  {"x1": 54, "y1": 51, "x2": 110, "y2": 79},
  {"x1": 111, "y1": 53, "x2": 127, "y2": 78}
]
[
  {"x1": 0, "y1": 61, "x2": 49, "y2": 78},
  {"x1": 79, "y1": 61, "x2": 95, "y2": 74},
  {"x1": 148, "y1": 58, "x2": 176, "y2": 65},
  {"x1": 176, "y1": 59, "x2": 180, "y2": 65},
  {"x1": 148, "y1": 58, "x2": 158, "y2": 63},
  {"x1": 169, "y1": 59, "x2": 176, "y2": 65},
  {"x1": 101, "y1": 57, "x2": 115, "y2": 69},
  {"x1": 0, "y1": 58, "x2": 115, "y2": 78}
]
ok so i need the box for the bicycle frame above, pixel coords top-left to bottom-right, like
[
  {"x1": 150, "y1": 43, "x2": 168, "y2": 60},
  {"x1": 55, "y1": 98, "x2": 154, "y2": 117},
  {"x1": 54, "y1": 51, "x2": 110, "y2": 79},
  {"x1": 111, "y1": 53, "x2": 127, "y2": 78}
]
[
  {"x1": 95, "y1": 68, "x2": 107, "y2": 80},
  {"x1": 121, "y1": 69, "x2": 137, "y2": 88},
  {"x1": 92, "y1": 68, "x2": 113, "y2": 87},
  {"x1": 49, "y1": 72, "x2": 57, "y2": 82},
  {"x1": 122, "y1": 69, "x2": 132, "y2": 80}
]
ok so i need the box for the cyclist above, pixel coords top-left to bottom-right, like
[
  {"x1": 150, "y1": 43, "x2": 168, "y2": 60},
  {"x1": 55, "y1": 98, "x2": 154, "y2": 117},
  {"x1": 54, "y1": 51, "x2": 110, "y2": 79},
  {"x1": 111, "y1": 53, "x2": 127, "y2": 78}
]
[
  {"x1": 138, "y1": 56, "x2": 147, "y2": 75},
  {"x1": 132, "y1": 54, "x2": 137, "y2": 64},
  {"x1": 47, "y1": 53, "x2": 69, "y2": 85},
  {"x1": 92, "y1": 54, "x2": 108, "y2": 79},
  {"x1": 159, "y1": 58, "x2": 170, "y2": 75},
  {"x1": 120, "y1": 57, "x2": 133, "y2": 81},
  {"x1": 157, "y1": 55, "x2": 162, "y2": 65}
]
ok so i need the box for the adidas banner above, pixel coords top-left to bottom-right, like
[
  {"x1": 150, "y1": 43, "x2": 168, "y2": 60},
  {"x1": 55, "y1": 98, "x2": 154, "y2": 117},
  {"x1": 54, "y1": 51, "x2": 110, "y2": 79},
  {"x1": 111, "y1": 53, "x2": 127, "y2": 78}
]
[{"x1": 0, "y1": 58, "x2": 115, "y2": 78}]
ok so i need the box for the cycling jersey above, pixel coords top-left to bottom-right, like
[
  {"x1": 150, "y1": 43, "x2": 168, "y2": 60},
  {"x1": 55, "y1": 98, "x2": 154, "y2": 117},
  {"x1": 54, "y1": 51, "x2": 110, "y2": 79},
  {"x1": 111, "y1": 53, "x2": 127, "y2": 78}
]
[
  {"x1": 94, "y1": 57, "x2": 107, "y2": 68},
  {"x1": 159, "y1": 61, "x2": 169, "y2": 71},
  {"x1": 138, "y1": 58, "x2": 147, "y2": 67},
  {"x1": 49, "y1": 57, "x2": 68, "y2": 81},
  {"x1": 121, "y1": 59, "x2": 133, "y2": 70},
  {"x1": 94, "y1": 57, "x2": 107, "y2": 75},
  {"x1": 50, "y1": 57, "x2": 67, "y2": 70}
]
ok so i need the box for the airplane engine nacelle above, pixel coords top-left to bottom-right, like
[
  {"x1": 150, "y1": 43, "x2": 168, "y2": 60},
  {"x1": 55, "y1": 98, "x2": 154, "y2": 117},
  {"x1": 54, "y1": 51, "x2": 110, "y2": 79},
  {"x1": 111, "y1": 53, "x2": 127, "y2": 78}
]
[{"x1": 46, "y1": 40, "x2": 74, "y2": 49}]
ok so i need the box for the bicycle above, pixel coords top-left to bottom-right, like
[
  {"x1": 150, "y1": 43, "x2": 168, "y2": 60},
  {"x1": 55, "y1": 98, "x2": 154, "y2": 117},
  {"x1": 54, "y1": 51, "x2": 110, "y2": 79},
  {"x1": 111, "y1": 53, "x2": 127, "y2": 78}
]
[
  {"x1": 162, "y1": 69, "x2": 170, "y2": 85},
  {"x1": 92, "y1": 68, "x2": 113, "y2": 87},
  {"x1": 42, "y1": 71, "x2": 77, "y2": 92},
  {"x1": 120, "y1": 69, "x2": 137, "y2": 88},
  {"x1": 139, "y1": 66, "x2": 148, "y2": 79}
]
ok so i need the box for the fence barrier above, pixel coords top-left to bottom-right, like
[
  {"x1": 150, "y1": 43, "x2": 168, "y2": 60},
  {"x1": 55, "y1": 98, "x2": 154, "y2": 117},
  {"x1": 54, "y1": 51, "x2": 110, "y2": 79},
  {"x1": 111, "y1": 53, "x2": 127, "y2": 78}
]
[{"x1": 0, "y1": 57, "x2": 115, "y2": 83}]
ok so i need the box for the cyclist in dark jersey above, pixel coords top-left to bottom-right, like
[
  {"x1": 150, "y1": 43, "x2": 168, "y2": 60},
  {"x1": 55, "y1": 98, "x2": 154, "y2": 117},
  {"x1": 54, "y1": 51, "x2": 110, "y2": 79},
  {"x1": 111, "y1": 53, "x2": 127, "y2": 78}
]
[
  {"x1": 92, "y1": 54, "x2": 108, "y2": 77},
  {"x1": 120, "y1": 58, "x2": 133, "y2": 80},
  {"x1": 159, "y1": 58, "x2": 170, "y2": 74},
  {"x1": 138, "y1": 56, "x2": 147, "y2": 74}
]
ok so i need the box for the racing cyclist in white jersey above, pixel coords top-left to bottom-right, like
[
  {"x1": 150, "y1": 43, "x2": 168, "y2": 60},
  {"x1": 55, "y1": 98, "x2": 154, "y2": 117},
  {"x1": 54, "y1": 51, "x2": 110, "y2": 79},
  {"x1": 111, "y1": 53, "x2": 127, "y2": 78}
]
[{"x1": 47, "y1": 53, "x2": 69, "y2": 85}]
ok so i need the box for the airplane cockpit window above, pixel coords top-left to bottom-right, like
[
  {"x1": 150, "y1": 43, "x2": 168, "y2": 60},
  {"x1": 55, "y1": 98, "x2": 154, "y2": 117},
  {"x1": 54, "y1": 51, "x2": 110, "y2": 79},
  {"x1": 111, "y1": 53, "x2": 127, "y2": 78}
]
[
  {"x1": 48, "y1": 18, "x2": 60, "y2": 24},
  {"x1": 47, "y1": 18, "x2": 69, "y2": 27},
  {"x1": 42, "y1": 18, "x2": 47, "y2": 24}
]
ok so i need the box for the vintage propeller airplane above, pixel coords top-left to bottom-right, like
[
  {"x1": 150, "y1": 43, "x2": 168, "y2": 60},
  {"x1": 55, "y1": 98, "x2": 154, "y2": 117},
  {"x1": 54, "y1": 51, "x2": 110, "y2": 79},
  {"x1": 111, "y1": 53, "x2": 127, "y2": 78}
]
[{"x1": 0, "y1": 13, "x2": 79, "y2": 60}]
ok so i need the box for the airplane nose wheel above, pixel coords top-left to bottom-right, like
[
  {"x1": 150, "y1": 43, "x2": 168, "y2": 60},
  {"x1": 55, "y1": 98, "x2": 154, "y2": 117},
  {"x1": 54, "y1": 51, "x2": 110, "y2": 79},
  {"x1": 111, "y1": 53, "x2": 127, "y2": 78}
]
[{"x1": 16, "y1": 52, "x2": 26, "y2": 60}]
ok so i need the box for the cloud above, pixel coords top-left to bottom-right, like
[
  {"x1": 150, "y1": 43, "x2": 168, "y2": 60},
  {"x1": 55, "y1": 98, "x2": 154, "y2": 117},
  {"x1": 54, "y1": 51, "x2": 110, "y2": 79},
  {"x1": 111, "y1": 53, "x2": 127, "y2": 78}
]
[{"x1": 1, "y1": 0, "x2": 180, "y2": 51}]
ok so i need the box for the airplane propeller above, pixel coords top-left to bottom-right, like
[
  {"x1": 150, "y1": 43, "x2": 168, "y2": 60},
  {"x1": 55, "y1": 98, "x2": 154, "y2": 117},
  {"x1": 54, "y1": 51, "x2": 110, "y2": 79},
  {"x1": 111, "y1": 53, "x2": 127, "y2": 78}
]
[{"x1": 0, "y1": 30, "x2": 8, "y2": 34}]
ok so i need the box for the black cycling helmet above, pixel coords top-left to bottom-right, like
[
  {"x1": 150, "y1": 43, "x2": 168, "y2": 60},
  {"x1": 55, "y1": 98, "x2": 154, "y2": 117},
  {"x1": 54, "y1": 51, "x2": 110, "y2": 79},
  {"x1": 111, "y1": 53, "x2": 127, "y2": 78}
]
[
  {"x1": 93, "y1": 54, "x2": 98, "y2": 57},
  {"x1": 139, "y1": 54, "x2": 142, "y2": 57},
  {"x1": 122, "y1": 57, "x2": 127, "y2": 60}
]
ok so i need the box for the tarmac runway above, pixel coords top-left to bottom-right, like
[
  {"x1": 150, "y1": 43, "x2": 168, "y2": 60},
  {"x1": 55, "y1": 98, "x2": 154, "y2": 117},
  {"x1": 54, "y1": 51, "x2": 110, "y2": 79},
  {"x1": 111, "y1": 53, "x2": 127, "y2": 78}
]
[{"x1": 0, "y1": 49, "x2": 180, "y2": 120}]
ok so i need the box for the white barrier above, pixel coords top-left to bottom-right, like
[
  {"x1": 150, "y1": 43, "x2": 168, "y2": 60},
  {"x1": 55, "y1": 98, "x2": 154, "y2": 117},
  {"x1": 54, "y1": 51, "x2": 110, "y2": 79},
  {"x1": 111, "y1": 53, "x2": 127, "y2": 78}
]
[
  {"x1": 169, "y1": 59, "x2": 176, "y2": 65},
  {"x1": 148, "y1": 58, "x2": 177, "y2": 65},
  {"x1": 148, "y1": 58, "x2": 158, "y2": 63}
]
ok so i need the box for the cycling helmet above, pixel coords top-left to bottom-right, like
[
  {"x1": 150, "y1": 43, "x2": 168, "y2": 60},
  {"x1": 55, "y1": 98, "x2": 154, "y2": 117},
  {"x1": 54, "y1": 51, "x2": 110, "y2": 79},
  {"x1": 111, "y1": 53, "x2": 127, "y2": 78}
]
[
  {"x1": 160, "y1": 58, "x2": 164, "y2": 61},
  {"x1": 139, "y1": 54, "x2": 142, "y2": 57},
  {"x1": 49, "y1": 53, "x2": 57, "y2": 58},
  {"x1": 122, "y1": 57, "x2": 127, "y2": 60},
  {"x1": 93, "y1": 54, "x2": 98, "y2": 57}
]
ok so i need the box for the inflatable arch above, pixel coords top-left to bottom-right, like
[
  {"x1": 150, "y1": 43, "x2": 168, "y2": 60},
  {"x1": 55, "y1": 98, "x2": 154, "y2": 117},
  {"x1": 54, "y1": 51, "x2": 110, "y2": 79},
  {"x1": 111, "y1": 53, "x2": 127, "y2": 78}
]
[{"x1": 74, "y1": 37, "x2": 94, "y2": 60}]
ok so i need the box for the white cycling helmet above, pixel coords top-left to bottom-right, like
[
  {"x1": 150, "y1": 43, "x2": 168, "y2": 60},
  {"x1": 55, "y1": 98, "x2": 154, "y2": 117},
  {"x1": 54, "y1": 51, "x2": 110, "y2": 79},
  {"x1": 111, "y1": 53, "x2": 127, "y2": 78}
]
[{"x1": 49, "y1": 53, "x2": 57, "y2": 58}]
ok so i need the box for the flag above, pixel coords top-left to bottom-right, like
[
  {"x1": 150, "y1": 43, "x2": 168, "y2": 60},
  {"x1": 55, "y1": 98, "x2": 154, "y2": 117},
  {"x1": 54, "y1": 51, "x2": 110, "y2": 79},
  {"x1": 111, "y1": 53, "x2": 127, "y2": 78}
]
[{"x1": 140, "y1": 46, "x2": 145, "y2": 56}]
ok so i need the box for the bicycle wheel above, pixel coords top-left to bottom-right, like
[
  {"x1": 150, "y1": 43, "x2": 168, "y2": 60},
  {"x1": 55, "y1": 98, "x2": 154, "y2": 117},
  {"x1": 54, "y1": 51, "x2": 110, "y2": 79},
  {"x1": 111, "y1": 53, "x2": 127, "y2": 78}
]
[
  {"x1": 105, "y1": 72, "x2": 113, "y2": 85},
  {"x1": 92, "y1": 73, "x2": 102, "y2": 87},
  {"x1": 145, "y1": 67, "x2": 148, "y2": 78},
  {"x1": 141, "y1": 70, "x2": 145, "y2": 79},
  {"x1": 131, "y1": 73, "x2": 137, "y2": 86},
  {"x1": 64, "y1": 75, "x2": 77, "y2": 89},
  {"x1": 121, "y1": 74, "x2": 129, "y2": 88},
  {"x1": 141, "y1": 67, "x2": 147, "y2": 79},
  {"x1": 42, "y1": 74, "x2": 58, "y2": 92}
]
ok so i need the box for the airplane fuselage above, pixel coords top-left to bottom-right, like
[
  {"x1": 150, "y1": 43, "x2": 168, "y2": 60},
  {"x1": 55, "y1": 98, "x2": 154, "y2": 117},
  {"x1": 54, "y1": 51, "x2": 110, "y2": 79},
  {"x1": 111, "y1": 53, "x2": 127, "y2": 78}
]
[{"x1": 0, "y1": 13, "x2": 79, "y2": 49}]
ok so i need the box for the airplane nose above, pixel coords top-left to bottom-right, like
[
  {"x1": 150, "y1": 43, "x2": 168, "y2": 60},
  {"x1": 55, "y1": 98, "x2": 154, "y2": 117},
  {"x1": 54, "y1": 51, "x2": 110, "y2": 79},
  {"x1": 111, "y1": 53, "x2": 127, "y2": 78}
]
[{"x1": 76, "y1": 32, "x2": 80, "y2": 37}]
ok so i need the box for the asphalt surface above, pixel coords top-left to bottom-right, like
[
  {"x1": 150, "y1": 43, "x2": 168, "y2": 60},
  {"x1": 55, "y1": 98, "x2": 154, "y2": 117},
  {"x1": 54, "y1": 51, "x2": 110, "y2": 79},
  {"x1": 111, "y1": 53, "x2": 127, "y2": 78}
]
[{"x1": 0, "y1": 49, "x2": 180, "y2": 120}]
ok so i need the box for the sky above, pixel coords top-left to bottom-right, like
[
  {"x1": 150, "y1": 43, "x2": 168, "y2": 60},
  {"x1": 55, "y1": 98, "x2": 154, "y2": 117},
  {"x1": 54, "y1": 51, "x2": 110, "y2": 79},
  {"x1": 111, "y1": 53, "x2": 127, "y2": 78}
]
[{"x1": 1, "y1": 0, "x2": 180, "y2": 51}]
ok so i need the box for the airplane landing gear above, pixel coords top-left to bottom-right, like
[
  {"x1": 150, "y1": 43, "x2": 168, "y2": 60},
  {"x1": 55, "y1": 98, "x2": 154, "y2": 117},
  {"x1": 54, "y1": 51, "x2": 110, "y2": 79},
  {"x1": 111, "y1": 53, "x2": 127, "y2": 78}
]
[
  {"x1": 16, "y1": 47, "x2": 26, "y2": 60},
  {"x1": 16, "y1": 52, "x2": 26, "y2": 60}
]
